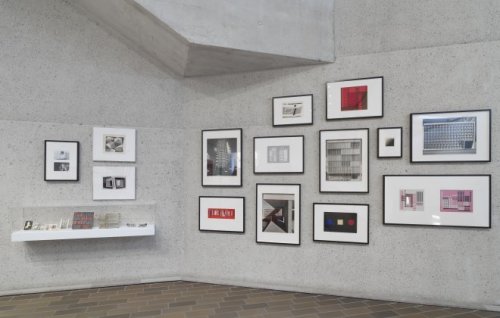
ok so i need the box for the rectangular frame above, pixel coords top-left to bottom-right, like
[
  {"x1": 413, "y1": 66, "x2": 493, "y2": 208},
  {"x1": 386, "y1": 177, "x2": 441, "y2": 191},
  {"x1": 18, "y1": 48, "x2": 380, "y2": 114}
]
[
  {"x1": 320, "y1": 129, "x2": 369, "y2": 193},
  {"x1": 93, "y1": 166, "x2": 136, "y2": 200},
  {"x1": 313, "y1": 203, "x2": 369, "y2": 244},
  {"x1": 93, "y1": 127, "x2": 136, "y2": 162},
  {"x1": 383, "y1": 175, "x2": 491, "y2": 228},
  {"x1": 410, "y1": 109, "x2": 491, "y2": 163},
  {"x1": 378, "y1": 127, "x2": 402, "y2": 158},
  {"x1": 199, "y1": 196, "x2": 245, "y2": 233},
  {"x1": 202, "y1": 128, "x2": 242, "y2": 187},
  {"x1": 256, "y1": 183, "x2": 300, "y2": 245},
  {"x1": 254, "y1": 135, "x2": 304, "y2": 174},
  {"x1": 272, "y1": 94, "x2": 313, "y2": 126},
  {"x1": 326, "y1": 77, "x2": 383, "y2": 120},
  {"x1": 44, "y1": 140, "x2": 79, "y2": 181}
]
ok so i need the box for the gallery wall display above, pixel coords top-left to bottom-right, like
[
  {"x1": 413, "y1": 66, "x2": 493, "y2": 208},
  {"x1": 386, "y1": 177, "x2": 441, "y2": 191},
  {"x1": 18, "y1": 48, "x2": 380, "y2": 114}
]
[
  {"x1": 202, "y1": 128, "x2": 242, "y2": 187},
  {"x1": 326, "y1": 77, "x2": 383, "y2": 120},
  {"x1": 44, "y1": 140, "x2": 79, "y2": 181},
  {"x1": 199, "y1": 196, "x2": 245, "y2": 233},
  {"x1": 410, "y1": 109, "x2": 491, "y2": 163},
  {"x1": 93, "y1": 166, "x2": 136, "y2": 200},
  {"x1": 272, "y1": 94, "x2": 313, "y2": 126},
  {"x1": 93, "y1": 127, "x2": 136, "y2": 162},
  {"x1": 313, "y1": 203, "x2": 369, "y2": 244},
  {"x1": 256, "y1": 183, "x2": 300, "y2": 245},
  {"x1": 383, "y1": 175, "x2": 491, "y2": 228},
  {"x1": 319, "y1": 129, "x2": 369, "y2": 193},
  {"x1": 378, "y1": 127, "x2": 402, "y2": 158},
  {"x1": 254, "y1": 135, "x2": 304, "y2": 174}
]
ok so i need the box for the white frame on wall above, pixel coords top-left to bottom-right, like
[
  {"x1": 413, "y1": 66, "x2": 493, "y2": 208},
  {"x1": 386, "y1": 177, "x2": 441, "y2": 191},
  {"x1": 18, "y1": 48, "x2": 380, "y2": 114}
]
[{"x1": 93, "y1": 127, "x2": 136, "y2": 162}]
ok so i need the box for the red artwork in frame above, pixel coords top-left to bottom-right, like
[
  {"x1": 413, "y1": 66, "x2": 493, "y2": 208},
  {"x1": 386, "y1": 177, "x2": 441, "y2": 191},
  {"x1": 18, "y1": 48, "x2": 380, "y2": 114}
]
[{"x1": 341, "y1": 85, "x2": 368, "y2": 111}]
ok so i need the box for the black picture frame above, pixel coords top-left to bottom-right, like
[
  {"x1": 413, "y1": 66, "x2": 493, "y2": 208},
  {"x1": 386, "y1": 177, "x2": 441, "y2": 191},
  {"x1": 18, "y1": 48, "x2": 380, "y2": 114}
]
[
  {"x1": 410, "y1": 109, "x2": 491, "y2": 163},
  {"x1": 44, "y1": 140, "x2": 79, "y2": 181},
  {"x1": 199, "y1": 196, "x2": 245, "y2": 233},
  {"x1": 377, "y1": 127, "x2": 403, "y2": 158},
  {"x1": 253, "y1": 135, "x2": 304, "y2": 174},
  {"x1": 272, "y1": 94, "x2": 313, "y2": 127},
  {"x1": 201, "y1": 128, "x2": 243, "y2": 187}
]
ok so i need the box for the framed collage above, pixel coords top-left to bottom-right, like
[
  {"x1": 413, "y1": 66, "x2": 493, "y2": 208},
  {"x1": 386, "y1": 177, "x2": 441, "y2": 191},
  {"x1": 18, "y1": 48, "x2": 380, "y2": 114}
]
[
  {"x1": 254, "y1": 135, "x2": 304, "y2": 174},
  {"x1": 199, "y1": 196, "x2": 245, "y2": 233},
  {"x1": 272, "y1": 94, "x2": 313, "y2": 126},
  {"x1": 313, "y1": 203, "x2": 369, "y2": 244},
  {"x1": 93, "y1": 166, "x2": 136, "y2": 200},
  {"x1": 44, "y1": 140, "x2": 79, "y2": 181}
]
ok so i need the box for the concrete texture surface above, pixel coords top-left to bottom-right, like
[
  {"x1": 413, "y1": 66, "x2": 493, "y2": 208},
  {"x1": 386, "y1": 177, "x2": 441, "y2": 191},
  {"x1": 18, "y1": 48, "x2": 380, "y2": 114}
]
[{"x1": 1, "y1": 0, "x2": 499, "y2": 311}]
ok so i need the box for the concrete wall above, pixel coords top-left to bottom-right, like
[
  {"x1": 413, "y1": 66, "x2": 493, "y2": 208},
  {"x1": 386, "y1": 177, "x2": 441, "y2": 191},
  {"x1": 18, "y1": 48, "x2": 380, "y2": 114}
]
[{"x1": 1, "y1": 0, "x2": 499, "y2": 311}]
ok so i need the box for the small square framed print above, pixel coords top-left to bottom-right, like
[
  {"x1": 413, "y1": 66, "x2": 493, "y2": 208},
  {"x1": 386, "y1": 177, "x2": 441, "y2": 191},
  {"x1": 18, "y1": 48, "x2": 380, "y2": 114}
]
[
  {"x1": 272, "y1": 94, "x2": 313, "y2": 126},
  {"x1": 378, "y1": 127, "x2": 402, "y2": 158},
  {"x1": 93, "y1": 127, "x2": 136, "y2": 162},
  {"x1": 254, "y1": 135, "x2": 304, "y2": 174},
  {"x1": 199, "y1": 196, "x2": 245, "y2": 233},
  {"x1": 93, "y1": 166, "x2": 136, "y2": 200},
  {"x1": 202, "y1": 128, "x2": 242, "y2": 187},
  {"x1": 44, "y1": 140, "x2": 79, "y2": 181},
  {"x1": 410, "y1": 109, "x2": 491, "y2": 163},
  {"x1": 319, "y1": 129, "x2": 369, "y2": 193},
  {"x1": 256, "y1": 183, "x2": 300, "y2": 245},
  {"x1": 313, "y1": 203, "x2": 369, "y2": 244},
  {"x1": 383, "y1": 175, "x2": 491, "y2": 228},
  {"x1": 326, "y1": 77, "x2": 383, "y2": 120}
]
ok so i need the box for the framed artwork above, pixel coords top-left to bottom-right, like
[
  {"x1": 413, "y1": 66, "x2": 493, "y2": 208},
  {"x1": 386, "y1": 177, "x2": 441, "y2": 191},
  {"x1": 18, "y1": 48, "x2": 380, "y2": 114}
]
[
  {"x1": 272, "y1": 94, "x2": 313, "y2": 126},
  {"x1": 383, "y1": 175, "x2": 491, "y2": 228},
  {"x1": 410, "y1": 109, "x2": 491, "y2": 163},
  {"x1": 326, "y1": 77, "x2": 383, "y2": 120},
  {"x1": 199, "y1": 196, "x2": 245, "y2": 233},
  {"x1": 313, "y1": 203, "x2": 369, "y2": 244},
  {"x1": 93, "y1": 166, "x2": 136, "y2": 200},
  {"x1": 93, "y1": 127, "x2": 136, "y2": 162},
  {"x1": 319, "y1": 129, "x2": 369, "y2": 193},
  {"x1": 44, "y1": 140, "x2": 79, "y2": 181},
  {"x1": 256, "y1": 183, "x2": 300, "y2": 245},
  {"x1": 378, "y1": 127, "x2": 402, "y2": 158},
  {"x1": 202, "y1": 128, "x2": 242, "y2": 187},
  {"x1": 254, "y1": 135, "x2": 304, "y2": 174}
]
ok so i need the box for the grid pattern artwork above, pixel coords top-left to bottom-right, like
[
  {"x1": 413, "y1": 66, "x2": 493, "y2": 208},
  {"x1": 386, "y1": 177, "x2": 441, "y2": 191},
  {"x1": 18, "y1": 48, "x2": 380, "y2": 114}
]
[
  {"x1": 325, "y1": 139, "x2": 362, "y2": 181},
  {"x1": 440, "y1": 190, "x2": 473, "y2": 212},
  {"x1": 423, "y1": 117, "x2": 477, "y2": 154},
  {"x1": 400, "y1": 190, "x2": 424, "y2": 211},
  {"x1": 341, "y1": 85, "x2": 368, "y2": 111},
  {"x1": 267, "y1": 145, "x2": 290, "y2": 163}
]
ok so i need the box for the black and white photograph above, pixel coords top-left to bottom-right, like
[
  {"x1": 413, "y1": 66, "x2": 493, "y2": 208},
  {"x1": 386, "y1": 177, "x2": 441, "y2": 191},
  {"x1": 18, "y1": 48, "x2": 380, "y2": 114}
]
[
  {"x1": 44, "y1": 140, "x2": 79, "y2": 181},
  {"x1": 313, "y1": 203, "x2": 369, "y2": 244},
  {"x1": 104, "y1": 135, "x2": 125, "y2": 152},
  {"x1": 93, "y1": 166, "x2": 135, "y2": 200},
  {"x1": 254, "y1": 136, "x2": 304, "y2": 174},
  {"x1": 378, "y1": 127, "x2": 402, "y2": 158},
  {"x1": 256, "y1": 183, "x2": 300, "y2": 245},
  {"x1": 202, "y1": 128, "x2": 242, "y2": 187},
  {"x1": 272, "y1": 94, "x2": 313, "y2": 126},
  {"x1": 320, "y1": 129, "x2": 369, "y2": 193},
  {"x1": 410, "y1": 109, "x2": 491, "y2": 162},
  {"x1": 93, "y1": 127, "x2": 136, "y2": 162}
]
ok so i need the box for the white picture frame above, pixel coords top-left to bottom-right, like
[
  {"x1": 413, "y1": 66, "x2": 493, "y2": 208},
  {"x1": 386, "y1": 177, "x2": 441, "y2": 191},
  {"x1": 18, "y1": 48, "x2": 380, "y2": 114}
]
[
  {"x1": 378, "y1": 127, "x2": 402, "y2": 158},
  {"x1": 93, "y1": 166, "x2": 136, "y2": 200},
  {"x1": 254, "y1": 135, "x2": 304, "y2": 174},
  {"x1": 313, "y1": 203, "x2": 369, "y2": 244},
  {"x1": 272, "y1": 94, "x2": 313, "y2": 126},
  {"x1": 93, "y1": 127, "x2": 136, "y2": 162},
  {"x1": 199, "y1": 196, "x2": 245, "y2": 233}
]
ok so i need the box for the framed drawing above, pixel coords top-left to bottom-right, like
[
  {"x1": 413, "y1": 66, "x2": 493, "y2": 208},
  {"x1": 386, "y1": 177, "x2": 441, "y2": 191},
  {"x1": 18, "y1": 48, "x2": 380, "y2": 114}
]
[
  {"x1": 319, "y1": 129, "x2": 369, "y2": 193},
  {"x1": 254, "y1": 135, "x2": 304, "y2": 174},
  {"x1": 93, "y1": 127, "x2": 136, "y2": 162},
  {"x1": 378, "y1": 127, "x2": 402, "y2": 158},
  {"x1": 256, "y1": 183, "x2": 300, "y2": 245},
  {"x1": 202, "y1": 128, "x2": 242, "y2": 187},
  {"x1": 272, "y1": 94, "x2": 313, "y2": 126},
  {"x1": 44, "y1": 140, "x2": 79, "y2": 181},
  {"x1": 326, "y1": 77, "x2": 383, "y2": 120},
  {"x1": 383, "y1": 175, "x2": 491, "y2": 228},
  {"x1": 93, "y1": 166, "x2": 136, "y2": 200},
  {"x1": 199, "y1": 196, "x2": 245, "y2": 233},
  {"x1": 313, "y1": 203, "x2": 369, "y2": 244},
  {"x1": 410, "y1": 109, "x2": 491, "y2": 163}
]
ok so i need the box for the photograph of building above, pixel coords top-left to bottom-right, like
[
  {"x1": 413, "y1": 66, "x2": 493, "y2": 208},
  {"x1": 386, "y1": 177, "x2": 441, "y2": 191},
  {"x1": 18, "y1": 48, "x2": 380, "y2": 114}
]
[
  {"x1": 325, "y1": 139, "x2": 362, "y2": 181},
  {"x1": 206, "y1": 138, "x2": 237, "y2": 176},
  {"x1": 261, "y1": 193, "x2": 295, "y2": 233},
  {"x1": 423, "y1": 116, "x2": 477, "y2": 154}
]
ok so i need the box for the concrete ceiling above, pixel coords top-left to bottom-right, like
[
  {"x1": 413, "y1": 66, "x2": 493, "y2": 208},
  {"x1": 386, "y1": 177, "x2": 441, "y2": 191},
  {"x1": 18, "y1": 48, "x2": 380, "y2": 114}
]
[{"x1": 71, "y1": 0, "x2": 335, "y2": 77}]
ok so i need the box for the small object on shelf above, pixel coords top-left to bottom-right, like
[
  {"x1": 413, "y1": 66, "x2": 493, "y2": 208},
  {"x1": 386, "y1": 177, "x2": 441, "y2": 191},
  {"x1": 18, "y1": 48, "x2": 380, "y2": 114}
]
[
  {"x1": 47, "y1": 224, "x2": 58, "y2": 231},
  {"x1": 72, "y1": 212, "x2": 94, "y2": 230},
  {"x1": 138, "y1": 223, "x2": 147, "y2": 227},
  {"x1": 97, "y1": 213, "x2": 121, "y2": 229},
  {"x1": 24, "y1": 221, "x2": 33, "y2": 230}
]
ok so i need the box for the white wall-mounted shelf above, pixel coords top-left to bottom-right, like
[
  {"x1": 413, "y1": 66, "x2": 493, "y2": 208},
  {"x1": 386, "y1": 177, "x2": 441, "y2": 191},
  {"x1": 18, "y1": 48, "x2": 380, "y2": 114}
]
[{"x1": 11, "y1": 224, "x2": 155, "y2": 242}]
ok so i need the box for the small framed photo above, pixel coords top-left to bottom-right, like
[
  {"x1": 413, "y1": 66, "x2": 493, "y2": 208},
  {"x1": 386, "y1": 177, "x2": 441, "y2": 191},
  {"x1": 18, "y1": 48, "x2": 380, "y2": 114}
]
[
  {"x1": 378, "y1": 127, "x2": 402, "y2": 158},
  {"x1": 313, "y1": 203, "x2": 369, "y2": 244},
  {"x1": 383, "y1": 175, "x2": 491, "y2": 228},
  {"x1": 272, "y1": 94, "x2": 313, "y2": 126},
  {"x1": 254, "y1": 135, "x2": 304, "y2": 174},
  {"x1": 93, "y1": 166, "x2": 136, "y2": 200},
  {"x1": 93, "y1": 127, "x2": 136, "y2": 162},
  {"x1": 320, "y1": 129, "x2": 369, "y2": 193},
  {"x1": 326, "y1": 77, "x2": 383, "y2": 120},
  {"x1": 202, "y1": 128, "x2": 242, "y2": 187},
  {"x1": 410, "y1": 109, "x2": 491, "y2": 163},
  {"x1": 256, "y1": 184, "x2": 300, "y2": 245},
  {"x1": 199, "y1": 196, "x2": 245, "y2": 233},
  {"x1": 44, "y1": 140, "x2": 79, "y2": 181}
]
